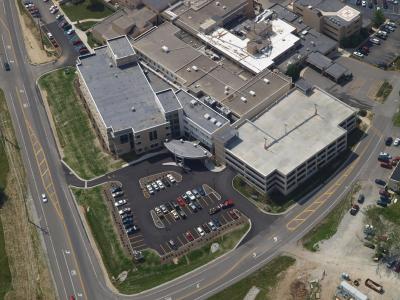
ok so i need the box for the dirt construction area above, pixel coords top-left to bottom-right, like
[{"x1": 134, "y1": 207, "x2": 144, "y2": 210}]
[{"x1": 272, "y1": 180, "x2": 399, "y2": 300}]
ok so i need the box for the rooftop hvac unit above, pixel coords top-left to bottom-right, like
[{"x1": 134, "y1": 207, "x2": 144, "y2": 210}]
[
  {"x1": 131, "y1": 106, "x2": 135, "y2": 111},
  {"x1": 249, "y1": 90, "x2": 256, "y2": 96},
  {"x1": 192, "y1": 65, "x2": 199, "y2": 71},
  {"x1": 241, "y1": 96, "x2": 247, "y2": 102},
  {"x1": 263, "y1": 78, "x2": 270, "y2": 84},
  {"x1": 190, "y1": 99, "x2": 197, "y2": 106},
  {"x1": 216, "y1": 121, "x2": 222, "y2": 127},
  {"x1": 216, "y1": 1, "x2": 220, "y2": 6},
  {"x1": 204, "y1": 113, "x2": 211, "y2": 120},
  {"x1": 225, "y1": 85, "x2": 230, "y2": 90},
  {"x1": 210, "y1": 117, "x2": 217, "y2": 124},
  {"x1": 161, "y1": 45, "x2": 169, "y2": 53},
  {"x1": 186, "y1": 68, "x2": 191, "y2": 72},
  {"x1": 224, "y1": 90, "x2": 229, "y2": 95}
]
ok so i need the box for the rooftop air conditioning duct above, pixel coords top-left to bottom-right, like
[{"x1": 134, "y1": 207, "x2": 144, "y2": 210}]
[
  {"x1": 192, "y1": 65, "x2": 198, "y2": 71},
  {"x1": 249, "y1": 90, "x2": 256, "y2": 96},
  {"x1": 241, "y1": 96, "x2": 247, "y2": 102},
  {"x1": 204, "y1": 113, "x2": 211, "y2": 120},
  {"x1": 263, "y1": 78, "x2": 270, "y2": 84}
]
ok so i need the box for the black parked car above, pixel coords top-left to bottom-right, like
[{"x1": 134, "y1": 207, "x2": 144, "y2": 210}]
[
  {"x1": 375, "y1": 179, "x2": 386, "y2": 186},
  {"x1": 385, "y1": 137, "x2": 393, "y2": 146}
]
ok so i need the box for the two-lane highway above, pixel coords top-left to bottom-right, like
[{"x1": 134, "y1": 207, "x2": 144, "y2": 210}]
[{"x1": 0, "y1": 0, "x2": 399, "y2": 299}]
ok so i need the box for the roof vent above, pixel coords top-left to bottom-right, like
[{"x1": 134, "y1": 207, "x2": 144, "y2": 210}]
[
  {"x1": 216, "y1": 1, "x2": 220, "y2": 6},
  {"x1": 131, "y1": 106, "x2": 135, "y2": 112},
  {"x1": 180, "y1": 138, "x2": 184, "y2": 143},
  {"x1": 222, "y1": 5, "x2": 226, "y2": 9},
  {"x1": 190, "y1": 99, "x2": 197, "y2": 107},
  {"x1": 263, "y1": 78, "x2": 270, "y2": 84},
  {"x1": 225, "y1": 85, "x2": 230, "y2": 91},
  {"x1": 216, "y1": 121, "x2": 222, "y2": 127},
  {"x1": 186, "y1": 67, "x2": 191, "y2": 72},
  {"x1": 161, "y1": 45, "x2": 169, "y2": 53},
  {"x1": 240, "y1": 96, "x2": 247, "y2": 102},
  {"x1": 109, "y1": 62, "x2": 113, "y2": 67},
  {"x1": 204, "y1": 113, "x2": 211, "y2": 120},
  {"x1": 249, "y1": 90, "x2": 256, "y2": 96},
  {"x1": 210, "y1": 117, "x2": 217, "y2": 124},
  {"x1": 192, "y1": 65, "x2": 198, "y2": 71}
]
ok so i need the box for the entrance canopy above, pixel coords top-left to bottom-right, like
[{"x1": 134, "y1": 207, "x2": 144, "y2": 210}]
[{"x1": 164, "y1": 139, "x2": 212, "y2": 160}]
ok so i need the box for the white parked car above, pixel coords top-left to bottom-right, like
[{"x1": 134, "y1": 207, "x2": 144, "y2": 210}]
[
  {"x1": 394, "y1": 138, "x2": 400, "y2": 146},
  {"x1": 186, "y1": 191, "x2": 196, "y2": 201},
  {"x1": 196, "y1": 226, "x2": 205, "y2": 236},
  {"x1": 118, "y1": 207, "x2": 131, "y2": 215},
  {"x1": 167, "y1": 174, "x2": 176, "y2": 183},
  {"x1": 67, "y1": 29, "x2": 75, "y2": 35},
  {"x1": 156, "y1": 179, "x2": 165, "y2": 189},
  {"x1": 46, "y1": 32, "x2": 53, "y2": 39},
  {"x1": 114, "y1": 199, "x2": 127, "y2": 207},
  {"x1": 154, "y1": 207, "x2": 163, "y2": 216},
  {"x1": 146, "y1": 184, "x2": 154, "y2": 194},
  {"x1": 151, "y1": 182, "x2": 159, "y2": 191},
  {"x1": 41, "y1": 193, "x2": 48, "y2": 203},
  {"x1": 362, "y1": 0, "x2": 366, "y2": 6},
  {"x1": 112, "y1": 190, "x2": 124, "y2": 198},
  {"x1": 171, "y1": 210, "x2": 179, "y2": 220},
  {"x1": 353, "y1": 51, "x2": 364, "y2": 58}
]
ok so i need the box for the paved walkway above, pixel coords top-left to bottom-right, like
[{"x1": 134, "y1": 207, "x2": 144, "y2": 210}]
[{"x1": 71, "y1": 18, "x2": 105, "y2": 24}]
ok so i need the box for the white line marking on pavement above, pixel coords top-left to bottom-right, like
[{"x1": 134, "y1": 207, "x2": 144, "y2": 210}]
[{"x1": 62, "y1": 249, "x2": 78, "y2": 297}]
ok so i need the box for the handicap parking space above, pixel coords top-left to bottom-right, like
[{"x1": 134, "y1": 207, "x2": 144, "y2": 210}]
[{"x1": 101, "y1": 154, "x2": 275, "y2": 257}]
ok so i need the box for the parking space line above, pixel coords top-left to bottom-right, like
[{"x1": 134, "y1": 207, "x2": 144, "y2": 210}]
[
  {"x1": 221, "y1": 214, "x2": 228, "y2": 225},
  {"x1": 159, "y1": 244, "x2": 167, "y2": 255},
  {"x1": 176, "y1": 236, "x2": 185, "y2": 246},
  {"x1": 182, "y1": 233, "x2": 190, "y2": 243},
  {"x1": 163, "y1": 216, "x2": 172, "y2": 225},
  {"x1": 225, "y1": 212, "x2": 234, "y2": 222},
  {"x1": 201, "y1": 197, "x2": 209, "y2": 206},
  {"x1": 206, "y1": 195, "x2": 215, "y2": 204},
  {"x1": 164, "y1": 242, "x2": 173, "y2": 252},
  {"x1": 130, "y1": 239, "x2": 144, "y2": 245},
  {"x1": 182, "y1": 206, "x2": 192, "y2": 215}
]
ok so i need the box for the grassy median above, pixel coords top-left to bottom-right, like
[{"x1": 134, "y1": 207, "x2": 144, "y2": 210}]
[
  {"x1": 376, "y1": 80, "x2": 393, "y2": 102},
  {"x1": 39, "y1": 67, "x2": 122, "y2": 179},
  {"x1": 73, "y1": 185, "x2": 250, "y2": 294},
  {"x1": 208, "y1": 256, "x2": 296, "y2": 300},
  {"x1": 302, "y1": 184, "x2": 359, "y2": 251},
  {"x1": 0, "y1": 90, "x2": 12, "y2": 299}
]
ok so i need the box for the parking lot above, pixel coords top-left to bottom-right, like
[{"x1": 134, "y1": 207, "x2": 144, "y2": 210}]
[
  {"x1": 346, "y1": 0, "x2": 400, "y2": 21},
  {"x1": 93, "y1": 154, "x2": 275, "y2": 257},
  {"x1": 361, "y1": 23, "x2": 400, "y2": 67}
]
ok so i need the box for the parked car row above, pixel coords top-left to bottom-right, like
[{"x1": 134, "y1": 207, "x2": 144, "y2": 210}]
[
  {"x1": 208, "y1": 199, "x2": 234, "y2": 215},
  {"x1": 57, "y1": 17, "x2": 89, "y2": 55},
  {"x1": 145, "y1": 173, "x2": 176, "y2": 195},
  {"x1": 353, "y1": 22, "x2": 396, "y2": 61},
  {"x1": 24, "y1": 1, "x2": 41, "y2": 18},
  {"x1": 167, "y1": 209, "x2": 241, "y2": 251},
  {"x1": 378, "y1": 150, "x2": 400, "y2": 169},
  {"x1": 110, "y1": 186, "x2": 140, "y2": 236}
]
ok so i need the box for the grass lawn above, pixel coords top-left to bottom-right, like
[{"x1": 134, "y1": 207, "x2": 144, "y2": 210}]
[
  {"x1": 376, "y1": 80, "x2": 393, "y2": 102},
  {"x1": 390, "y1": 56, "x2": 400, "y2": 71},
  {"x1": 76, "y1": 21, "x2": 97, "y2": 31},
  {"x1": 38, "y1": 67, "x2": 121, "y2": 179},
  {"x1": 302, "y1": 184, "x2": 359, "y2": 251},
  {"x1": 0, "y1": 89, "x2": 13, "y2": 299},
  {"x1": 86, "y1": 31, "x2": 103, "y2": 48},
  {"x1": 393, "y1": 110, "x2": 400, "y2": 127},
  {"x1": 73, "y1": 186, "x2": 250, "y2": 294},
  {"x1": 366, "y1": 200, "x2": 400, "y2": 227},
  {"x1": 208, "y1": 256, "x2": 296, "y2": 300},
  {"x1": 61, "y1": 0, "x2": 114, "y2": 22}
]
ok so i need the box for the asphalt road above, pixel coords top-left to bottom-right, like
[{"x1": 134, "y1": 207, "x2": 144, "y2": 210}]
[{"x1": 0, "y1": 0, "x2": 399, "y2": 299}]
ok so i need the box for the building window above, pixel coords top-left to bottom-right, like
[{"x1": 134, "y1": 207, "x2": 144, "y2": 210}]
[
  {"x1": 120, "y1": 134, "x2": 129, "y2": 144},
  {"x1": 149, "y1": 130, "x2": 158, "y2": 141}
]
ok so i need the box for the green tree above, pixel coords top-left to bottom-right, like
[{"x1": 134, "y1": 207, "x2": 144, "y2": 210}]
[
  {"x1": 373, "y1": 9, "x2": 385, "y2": 27},
  {"x1": 286, "y1": 63, "x2": 301, "y2": 81}
]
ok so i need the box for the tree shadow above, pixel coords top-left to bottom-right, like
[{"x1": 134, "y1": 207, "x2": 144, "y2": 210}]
[{"x1": 86, "y1": 1, "x2": 106, "y2": 12}]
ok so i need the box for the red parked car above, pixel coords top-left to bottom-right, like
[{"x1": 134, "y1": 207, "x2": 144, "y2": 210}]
[
  {"x1": 73, "y1": 40, "x2": 83, "y2": 46},
  {"x1": 222, "y1": 199, "x2": 234, "y2": 209},
  {"x1": 379, "y1": 189, "x2": 389, "y2": 197},
  {"x1": 380, "y1": 162, "x2": 392, "y2": 169},
  {"x1": 177, "y1": 196, "x2": 186, "y2": 207},
  {"x1": 185, "y1": 231, "x2": 194, "y2": 242}
]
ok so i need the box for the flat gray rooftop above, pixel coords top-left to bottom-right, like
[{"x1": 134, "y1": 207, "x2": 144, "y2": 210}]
[
  {"x1": 299, "y1": 29, "x2": 337, "y2": 56},
  {"x1": 226, "y1": 88, "x2": 356, "y2": 177},
  {"x1": 306, "y1": 51, "x2": 333, "y2": 70},
  {"x1": 77, "y1": 47, "x2": 166, "y2": 133},
  {"x1": 326, "y1": 63, "x2": 350, "y2": 79},
  {"x1": 175, "y1": 90, "x2": 229, "y2": 134},
  {"x1": 107, "y1": 36, "x2": 136, "y2": 58},
  {"x1": 134, "y1": 22, "x2": 292, "y2": 118},
  {"x1": 133, "y1": 22, "x2": 202, "y2": 73},
  {"x1": 170, "y1": 0, "x2": 249, "y2": 32},
  {"x1": 156, "y1": 89, "x2": 182, "y2": 113}
]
